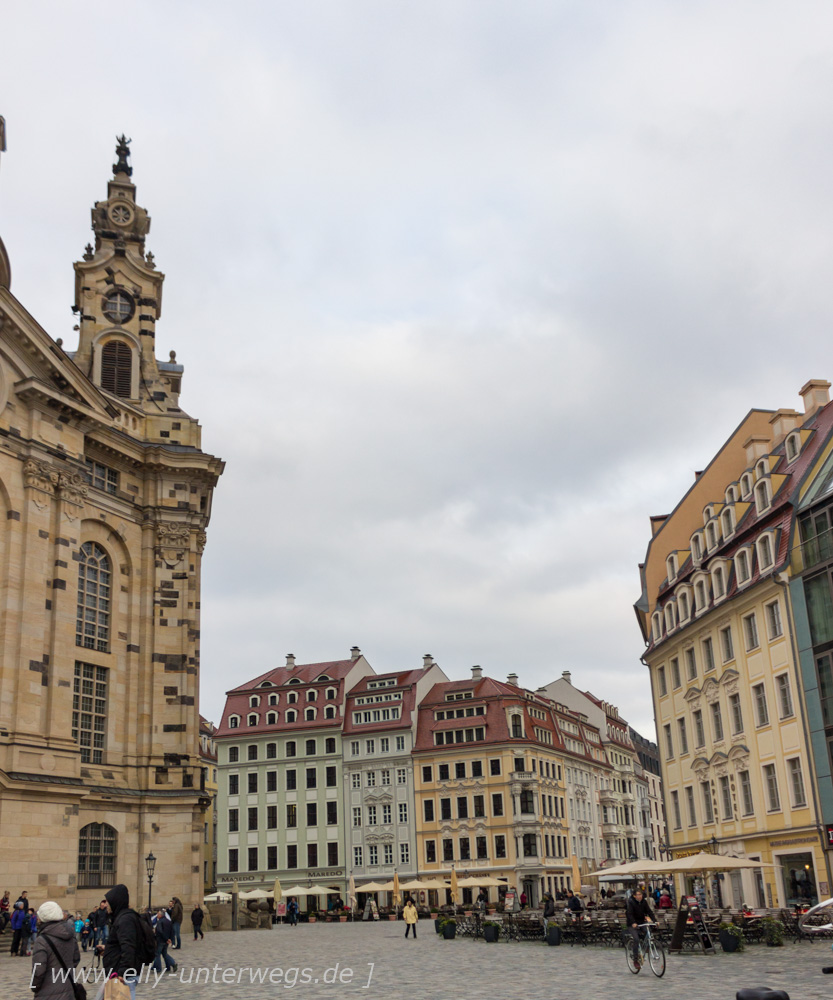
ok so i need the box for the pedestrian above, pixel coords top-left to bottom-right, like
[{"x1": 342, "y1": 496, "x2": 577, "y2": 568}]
[
  {"x1": 0, "y1": 890, "x2": 10, "y2": 932},
  {"x1": 191, "y1": 903, "x2": 204, "y2": 941},
  {"x1": 287, "y1": 897, "x2": 298, "y2": 927},
  {"x1": 10, "y1": 901, "x2": 27, "y2": 955},
  {"x1": 519, "y1": 890, "x2": 528, "y2": 908},
  {"x1": 27, "y1": 904, "x2": 38, "y2": 955},
  {"x1": 30, "y1": 901, "x2": 81, "y2": 999},
  {"x1": 102, "y1": 884, "x2": 142, "y2": 1000},
  {"x1": 168, "y1": 897, "x2": 183, "y2": 949},
  {"x1": 92, "y1": 898, "x2": 109, "y2": 947},
  {"x1": 543, "y1": 894, "x2": 556, "y2": 919},
  {"x1": 16, "y1": 890, "x2": 30, "y2": 912},
  {"x1": 403, "y1": 898, "x2": 418, "y2": 938},
  {"x1": 152, "y1": 908, "x2": 177, "y2": 974},
  {"x1": 658, "y1": 889, "x2": 673, "y2": 909},
  {"x1": 80, "y1": 920, "x2": 91, "y2": 951}
]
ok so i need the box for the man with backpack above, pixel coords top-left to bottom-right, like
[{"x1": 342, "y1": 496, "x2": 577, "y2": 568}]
[{"x1": 102, "y1": 884, "x2": 157, "y2": 1000}]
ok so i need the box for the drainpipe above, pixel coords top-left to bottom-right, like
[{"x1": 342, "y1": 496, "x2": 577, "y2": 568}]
[{"x1": 776, "y1": 572, "x2": 833, "y2": 898}]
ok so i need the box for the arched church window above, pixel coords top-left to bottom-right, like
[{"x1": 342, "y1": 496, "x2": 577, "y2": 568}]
[
  {"x1": 101, "y1": 341, "x2": 132, "y2": 397},
  {"x1": 78, "y1": 822, "x2": 117, "y2": 888},
  {"x1": 76, "y1": 542, "x2": 111, "y2": 651}
]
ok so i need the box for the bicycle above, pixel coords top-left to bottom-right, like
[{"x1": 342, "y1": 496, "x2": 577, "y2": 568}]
[{"x1": 625, "y1": 922, "x2": 666, "y2": 977}]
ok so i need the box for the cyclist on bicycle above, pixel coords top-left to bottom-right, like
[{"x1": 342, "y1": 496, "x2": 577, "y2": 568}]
[{"x1": 626, "y1": 888, "x2": 655, "y2": 969}]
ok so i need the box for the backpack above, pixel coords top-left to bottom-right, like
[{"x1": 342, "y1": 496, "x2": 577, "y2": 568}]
[{"x1": 135, "y1": 911, "x2": 157, "y2": 966}]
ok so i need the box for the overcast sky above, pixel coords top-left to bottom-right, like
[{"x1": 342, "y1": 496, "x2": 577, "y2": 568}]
[{"x1": 4, "y1": 2, "x2": 833, "y2": 738}]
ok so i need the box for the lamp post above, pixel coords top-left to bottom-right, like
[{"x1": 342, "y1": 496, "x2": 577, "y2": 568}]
[
  {"x1": 144, "y1": 852, "x2": 156, "y2": 913},
  {"x1": 708, "y1": 837, "x2": 723, "y2": 908}
]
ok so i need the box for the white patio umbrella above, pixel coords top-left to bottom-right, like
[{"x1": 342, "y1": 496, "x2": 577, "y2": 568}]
[
  {"x1": 239, "y1": 888, "x2": 270, "y2": 899},
  {"x1": 203, "y1": 892, "x2": 231, "y2": 903},
  {"x1": 587, "y1": 859, "x2": 662, "y2": 878},
  {"x1": 356, "y1": 881, "x2": 389, "y2": 892},
  {"x1": 281, "y1": 885, "x2": 315, "y2": 897},
  {"x1": 651, "y1": 852, "x2": 773, "y2": 874}
]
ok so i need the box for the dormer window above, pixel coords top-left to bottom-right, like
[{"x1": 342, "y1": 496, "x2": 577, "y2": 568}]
[
  {"x1": 703, "y1": 505, "x2": 714, "y2": 525},
  {"x1": 324, "y1": 706, "x2": 336, "y2": 719},
  {"x1": 691, "y1": 533, "x2": 704, "y2": 563},
  {"x1": 266, "y1": 712, "x2": 278, "y2": 725},
  {"x1": 677, "y1": 588, "x2": 691, "y2": 622},
  {"x1": 651, "y1": 612, "x2": 663, "y2": 642},
  {"x1": 249, "y1": 696, "x2": 260, "y2": 708},
  {"x1": 666, "y1": 553, "x2": 678, "y2": 583},
  {"x1": 247, "y1": 713, "x2": 258, "y2": 727},
  {"x1": 785, "y1": 433, "x2": 801, "y2": 462},
  {"x1": 740, "y1": 473, "x2": 753, "y2": 499},
  {"x1": 664, "y1": 604, "x2": 676, "y2": 632},
  {"x1": 305, "y1": 707, "x2": 316, "y2": 721},
  {"x1": 316, "y1": 674, "x2": 332, "y2": 682},
  {"x1": 287, "y1": 692, "x2": 298, "y2": 704},
  {"x1": 287, "y1": 677, "x2": 301, "y2": 685},
  {"x1": 725, "y1": 485, "x2": 738, "y2": 504},
  {"x1": 228, "y1": 715, "x2": 240, "y2": 729},
  {"x1": 694, "y1": 577, "x2": 709, "y2": 613},
  {"x1": 754, "y1": 479, "x2": 772, "y2": 514},
  {"x1": 757, "y1": 533, "x2": 775, "y2": 571},
  {"x1": 102, "y1": 290, "x2": 134, "y2": 324},
  {"x1": 307, "y1": 690, "x2": 317, "y2": 702},
  {"x1": 711, "y1": 565, "x2": 726, "y2": 600},
  {"x1": 705, "y1": 521, "x2": 719, "y2": 551},
  {"x1": 326, "y1": 687, "x2": 337, "y2": 700},
  {"x1": 268, "y1": 694, "x2": 278, "y2": 705},
  {"x1": 286, "y1": 710, "x2": 297, "y2": 723},
  {"x1": 735, "y1": 548, "x2": 752, "y2": 585},
  {"x1": 755, "y1": 458, "x2": 769, "y2": 480},
  {"x1": 721, "y1": 507, "x2": 735, "y2": 539}
]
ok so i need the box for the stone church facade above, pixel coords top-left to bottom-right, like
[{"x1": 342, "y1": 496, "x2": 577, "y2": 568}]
[{"x1": 0, "y1": 134, "x2": 223, "y2": 911}]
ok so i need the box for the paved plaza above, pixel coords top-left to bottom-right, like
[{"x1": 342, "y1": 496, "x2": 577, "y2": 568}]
[{"x1": 1, "y1": 922, "x2": 830, "y2": 1000}]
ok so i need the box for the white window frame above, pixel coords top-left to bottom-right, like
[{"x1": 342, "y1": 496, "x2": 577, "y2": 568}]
[
  {"x1": 711, "y1": 565, "x2": 727, "y2": 601},
  {"x1": 735, "y1": 547, "x2": 752, "y2": 586},
  {"x1": 762, "y1": 763, "x2": 781, "y2": 812},
  {"x1": 666, "y1": 553, "x2": 678, "y2": 583},
  {"x1": 776, "y1": 673, "x2": 794, "y2": 718},
  {"x1": 757, "y1": 533, "x2": 775, "y2": 571},
  {"x1": 754, "y1": 478, "x2": 772, "y2": 515},
  {"x1": 740, "y1": 472, "x2": 753, "y2": 499},
  {"x1": 785, "y1": 432, "x2": 801, "y2": 463},
  {"x1": 664, "y1": 603, "x2": 676, "y2": 633},
  {"x1": 652, "y1": 612, "x2": 663, "y2": 643},
  {"x1": 720, "y1": 625, "x2": 734, "y2": 663},
  {"x1": 691, "y1": 532, "x2": 704, "y2": 564},
  {"x1": 787, "y1": 757, "x2": 806, "y2": 808},
  {"x1": 766, "y1": 600, "x2": 783, "y2": 639},
  {"x1": 705, "y1": 520, "x2": 719, "y2": 552},
  {"x1": 744, "y1": 613, "x2": 760, "y2": 651},
  {"x1": 721, "y1": 507, "x2": 735, "y2": 539},
  {"x1": 752, "y1": 682, "x2": 769, "y2": 726},
  {"x1": 677, "y1": 587, "x2": 691, "y2": 623}
]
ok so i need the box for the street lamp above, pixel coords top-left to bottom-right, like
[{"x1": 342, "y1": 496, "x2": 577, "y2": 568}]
[
  {"x1": 709, "y1": 836, "x2": 719, "y2": 854},
  {"x1": 657, "y1": 841, "x2": 668, "y2": 860},
  {"x1": 144, "y1": 852, "x2": 156, "y2": 913},
  {"x1": 708, "y1": 837, "x2": 723, "y2": 907}
]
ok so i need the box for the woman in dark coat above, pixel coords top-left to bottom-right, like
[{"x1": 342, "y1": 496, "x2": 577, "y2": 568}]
[
  {"x1": 191, "y1": 904, "x2": 205, "y2": 940},
  {"x1": 31, "y1": 901, "x2": 81, "y2": 999}
]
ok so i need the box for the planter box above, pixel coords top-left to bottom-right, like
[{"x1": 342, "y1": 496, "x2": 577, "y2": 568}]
[
  {"x1": 483, "y1": 925, "x2": 499, "y2": 943},
  {"x1": 718, "y1": 930, "x2": 739, "y2": 953},
  {"x1": 546, "y1": 927, "x2": 561, "y2": 946},
  {"x1": 308, "y1": 917, "x2": 317, "y2": 924},
  {"x1": 442, "y1": 922, "x2": 457, "y2": 940},
  {"x1": 388, "y1": 914, "x2": 397, "y2": 921},
  {"x1": 339, "y1": 916, "x2": 348, "y2": 922}
]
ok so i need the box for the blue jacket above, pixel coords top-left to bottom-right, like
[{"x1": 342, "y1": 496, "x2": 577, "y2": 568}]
[{"x1": 10, "y1": 907, "x2": 27, "y2": 931}]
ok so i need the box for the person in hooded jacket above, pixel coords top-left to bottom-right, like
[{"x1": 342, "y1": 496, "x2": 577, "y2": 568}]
[
  {"x1": 102, "y1": 884, "x2": 141, "y2": 1000},
  {"x1": 10, "y1": 901, "x2": 28, "y2": 955},
  {"x1": 191, "y1": 904, "x2": 204, "y2": 941},
  {"x1": 31, "y1": 901, "x2": 81, "y2": 1000}
]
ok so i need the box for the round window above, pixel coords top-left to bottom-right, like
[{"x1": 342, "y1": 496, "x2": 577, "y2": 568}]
[
  {"x1": 109, "y1": 204, "x2": 133, "y2": 226},
  {"x1": 102, "y1": 290, "x2": 134, "y2": 324}
]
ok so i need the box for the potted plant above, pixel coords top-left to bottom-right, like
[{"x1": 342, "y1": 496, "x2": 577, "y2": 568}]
[
  {"x1": 308, "y1": 912, "x2": 317, "y2": 924},
  {"x1": 718, "y1": 922, "x2": 744, "y2": 953},
  {"x1": 430, "y1": 909, "x2": 438, "y2": 920},
  {"x1": 761, "y1": 916, "x2": 785, "y2": 947},
  {"x1": 545, "y1": 920, "x2": 561, "y2": 946},
  {"x1": 440, "y1": 918, "x2": 457, "y2": 940},
  {"x1": 339, "y1": 910, "x2": 348, "y2": 922},
  {"x1": 482, "y1": 920, "x2": 500, "y2": 943}
]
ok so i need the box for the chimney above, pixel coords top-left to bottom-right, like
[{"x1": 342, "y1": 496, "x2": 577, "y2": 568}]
[
  {"x1": 350, "y1": 646, "x2": 361, "y2": 661},
  {"x1": 562, "y1": 670, "x2": 571, "y2": 685},
  {"x1": 769, "y1": 408, "x2": 802, "y2": 445},
  {"x1": 799, "y1": 379, "x2": 831, "y2": 418},
  {"x1": 471, "y1": 665, "x2": 482, "y2": 681},
  {"x1": 507, "y1": 673, "x2": 518, "y2": 686},
  {"x1": 743, "y1": 433, "x2": 770, "y2": 466},
  {"x1": 285, "y1": 654, "x2": 295, "y2": 669},
  {"x1": 423, "y1": 654, "x2": 434, "y2": 669}
]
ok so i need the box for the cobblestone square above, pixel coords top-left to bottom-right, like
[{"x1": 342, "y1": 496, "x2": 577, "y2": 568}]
[{"x1": 1, "y1": 923, "x2": 829, "y2": 1000}]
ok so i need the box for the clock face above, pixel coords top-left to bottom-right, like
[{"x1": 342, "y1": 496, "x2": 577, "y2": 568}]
[{"x1": 109, "y1": 204, "x2": 133, "y2": 226}]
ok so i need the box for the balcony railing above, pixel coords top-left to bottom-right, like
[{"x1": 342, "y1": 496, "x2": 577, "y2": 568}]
[{"x1": 791, "y1": 525, "x2": 833, "y2": 574}]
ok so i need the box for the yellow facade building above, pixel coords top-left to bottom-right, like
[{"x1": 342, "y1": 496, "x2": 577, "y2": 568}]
[{"x1": 636, "y1": 382, "x2": 833, "y2": 907}]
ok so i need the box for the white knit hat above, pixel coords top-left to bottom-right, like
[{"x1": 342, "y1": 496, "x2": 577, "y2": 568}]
[{"x1": 37, "y1": 901, "x2": 64, "y2": 923}]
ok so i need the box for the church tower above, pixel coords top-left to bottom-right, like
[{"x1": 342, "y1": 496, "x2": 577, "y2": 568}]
[{"x1": 0, "y1": 134, "x2": 224, "y2": 910}]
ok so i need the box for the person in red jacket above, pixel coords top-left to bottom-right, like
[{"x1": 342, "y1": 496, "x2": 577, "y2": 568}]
[{"x1": 657, "y1": 889, "x2": 674, "y2": 909}]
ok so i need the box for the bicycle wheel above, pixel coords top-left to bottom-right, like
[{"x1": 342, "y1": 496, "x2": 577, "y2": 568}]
[
  {"x1": 625, "y1": 946, "x2": 640, "y2": 974},
  {"x1": 648, "y1": 938, "x2": 666, "y2": 977}
]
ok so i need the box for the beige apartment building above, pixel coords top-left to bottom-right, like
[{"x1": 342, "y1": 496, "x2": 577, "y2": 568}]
[
  {"x1": 636, "y1": 382, "x2": 833, "y2": 908},
  {"x1": 0, "y1": 134, "x2": 223, "y2": 910}
]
